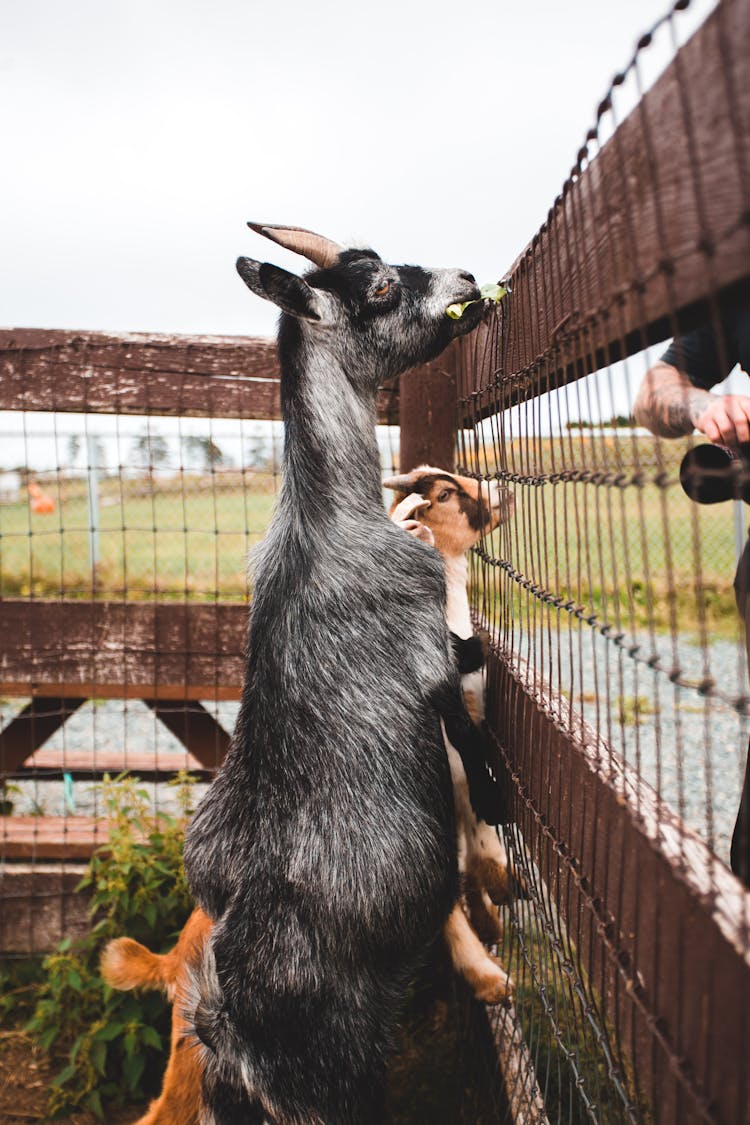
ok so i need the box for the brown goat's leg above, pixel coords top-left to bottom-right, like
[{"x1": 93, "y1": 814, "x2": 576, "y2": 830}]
[
  {"x1": 463, "y1": 873, "x2": 503, "y2": 946},
  {"x1": 130, "y1": 1008, "x2": 203, "y2": 1125},
  {"x1": 444, "y1": 903, "x2": 512, "y2": 1005}
]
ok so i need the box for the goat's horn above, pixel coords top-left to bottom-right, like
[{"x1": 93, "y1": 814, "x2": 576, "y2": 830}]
[
  {"x1": 383, "y1": 473, "x2": 420, "y2": 493},
  {"x1": 247, "y1": 223, "x2": 342, "y2": 269}
]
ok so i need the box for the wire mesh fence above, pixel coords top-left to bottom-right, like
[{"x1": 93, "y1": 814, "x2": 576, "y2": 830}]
[
  {"x1": 0, "y1": 330, "x2": 399, "y2": 959},
  {"x1": 0, "y1": 421, "x2": 282, "y2": 603},
  {"x1": 453, "y1": 0, "x2": 750, "y2": 1120}
]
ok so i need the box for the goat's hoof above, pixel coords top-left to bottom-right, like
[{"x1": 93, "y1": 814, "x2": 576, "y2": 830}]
[{"x1": 471, "y1": 957, "x2": 513, "y2": 1006}]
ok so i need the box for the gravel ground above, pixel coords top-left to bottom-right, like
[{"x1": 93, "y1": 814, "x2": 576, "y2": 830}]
[
  {"x1": 526, "y1": 624, "x2": 749, "y2": 862},
  {"x1": 2, "y1": 632, "x2": 747, "y2": 866}
]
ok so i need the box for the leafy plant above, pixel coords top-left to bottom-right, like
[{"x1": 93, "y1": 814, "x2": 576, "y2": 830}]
[
  {"x1": 617, "y1": 694, "x2": 658, "y2": 727},
  {"x1": 0, "y1": 779, "x2": 20, "y2": 816},
  {"x1": 24, "y1": 772, "x2": 196, "y2": 1118}
]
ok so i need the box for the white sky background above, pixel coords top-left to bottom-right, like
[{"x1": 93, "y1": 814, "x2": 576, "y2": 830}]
[{"x1": 0, "y1": 0, "x2": 731, "y2": 469}]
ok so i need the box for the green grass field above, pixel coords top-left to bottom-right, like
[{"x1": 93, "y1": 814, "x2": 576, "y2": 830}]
[
  {"x1": 1, "y1": 436, "x2": 743, "y2": 639},
  {"x1": 473, "y1": 433, "x2": 742, "y2": 641},
  {"x1": 0, "y1": 472, "x2": 277, "y2": 601}
]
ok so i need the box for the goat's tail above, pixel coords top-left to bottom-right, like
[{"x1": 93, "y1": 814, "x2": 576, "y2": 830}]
[
  {"x1": 100, "y1": 936, "x2": 173, "y2": 994},
  {"x1": 101, "y1": 907, "x2": 212, "y2": 999}
]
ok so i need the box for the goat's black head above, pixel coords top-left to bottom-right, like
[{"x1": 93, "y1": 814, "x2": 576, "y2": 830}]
[{"x1": 236, "y1": 223, "x2": 483, "y2": 388}]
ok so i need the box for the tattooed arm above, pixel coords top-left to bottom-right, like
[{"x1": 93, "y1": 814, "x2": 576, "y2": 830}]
[
  {"x1": 633, "y1": 362, "x2": 713, "y2": 438},
  {"x1": 634, "y1": 361, "x2": 750, "y2": 447}
]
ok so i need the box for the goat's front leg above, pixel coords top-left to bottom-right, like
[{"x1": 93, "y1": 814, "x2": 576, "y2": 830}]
[
  {"x1": 435, "y1": 680, "x2": 505, "y2": 826},
  {"x1": 463, "y1": 813, "x2": 512, "y2": 945},
  {"x1": 449, "y1": 738, "x2": 512, "y2": 922}
]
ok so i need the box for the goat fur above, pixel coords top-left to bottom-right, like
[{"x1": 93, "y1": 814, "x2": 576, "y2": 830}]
[
  {"x1": 99, "y1": 468, "x2": 515, "y2": 1124},
  {"x1": 182, "y1": 230, "x2": 502, "y2": 1124}
]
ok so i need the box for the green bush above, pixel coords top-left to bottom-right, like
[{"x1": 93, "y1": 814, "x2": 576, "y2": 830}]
[{"x1": 24, "y1": 772, "x2": 196, "y2": 1119}]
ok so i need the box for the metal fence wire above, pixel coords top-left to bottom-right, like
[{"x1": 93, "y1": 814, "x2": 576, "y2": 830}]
[{"x1": 454, "y1": 0, "x2": 750, "y2": 1120}]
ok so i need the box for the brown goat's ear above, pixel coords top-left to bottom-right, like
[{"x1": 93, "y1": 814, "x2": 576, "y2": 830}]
[{"x1": 390, "y1": 492, "x2": 431, "y2": 523}]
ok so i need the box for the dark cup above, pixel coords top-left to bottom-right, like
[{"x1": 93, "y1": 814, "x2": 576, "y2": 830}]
[{"x1": 679, "y1": 443, "x2": 750, "y2": 505}]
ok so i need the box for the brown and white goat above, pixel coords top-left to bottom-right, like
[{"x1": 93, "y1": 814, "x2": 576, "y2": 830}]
[{"x1": 385, "y1": 465, "x2": 516, "y2": 1004}]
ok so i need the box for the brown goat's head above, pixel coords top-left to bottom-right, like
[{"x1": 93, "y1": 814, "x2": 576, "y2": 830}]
[{"x1": 384, "y1": 466, "x2": 515, "y2": 557}]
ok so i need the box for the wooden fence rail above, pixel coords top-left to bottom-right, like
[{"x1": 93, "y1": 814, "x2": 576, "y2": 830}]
[{"x1": 0, "y1": 328, "x2": 401, "y2": 421}]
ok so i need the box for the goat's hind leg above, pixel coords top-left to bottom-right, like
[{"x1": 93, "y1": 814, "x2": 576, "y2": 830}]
[{"x1": 202, "y1": 1076, "x2": 267, "y2": 1125}]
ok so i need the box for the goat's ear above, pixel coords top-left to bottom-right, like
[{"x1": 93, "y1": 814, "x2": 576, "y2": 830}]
[
  {"x1": 236, "y1": 258, "x2": 325, "y2": 322},
  {"x1": 390, "y1": 492, "x2": 431, "y2": 523}
]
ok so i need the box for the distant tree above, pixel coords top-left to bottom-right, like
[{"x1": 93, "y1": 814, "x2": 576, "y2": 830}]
[
  {"x1": 67, "y1": 434, "x2": 81, "y2": 467},
  {"x1": 88, "y1": 437, "x2": 107, "y2": 472},
  {"x1": 244, "y1": 437, "x2": 272, "y2": 471},
  {"x1": 202, "y1": 438, "x2": 225, "y2": 468},
  {"x1": 566, "y1": 414, "x2": 636, "y2": 431},
  {"x1": 181, "y1": 436, "x2": 225, "y2": 471},
  {"x1": 131, "y1": 431, "x2": 169, "y2": 472}
]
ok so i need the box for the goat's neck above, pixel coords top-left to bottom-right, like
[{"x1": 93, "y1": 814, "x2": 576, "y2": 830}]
[
  {"x1": 282, "y1": 348, "x2": 383, "y2": 517},
  {"x1": 443, "y1": 552, "x2": 472, "y2": 639}
]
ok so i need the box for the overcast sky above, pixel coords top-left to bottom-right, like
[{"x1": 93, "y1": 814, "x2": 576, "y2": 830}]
[{"x1": 1, "y1": 0, "x2": 715, "y2": 341}]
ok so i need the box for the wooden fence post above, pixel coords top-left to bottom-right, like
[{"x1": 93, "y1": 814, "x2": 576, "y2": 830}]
[{"x1": 398, "y1": 346, "x2": 458, "y2": 473}]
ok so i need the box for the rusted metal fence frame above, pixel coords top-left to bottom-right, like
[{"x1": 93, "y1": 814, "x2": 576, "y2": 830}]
[{"x1": 452, "y1": 0, "x2": 750, "y2": 1121}]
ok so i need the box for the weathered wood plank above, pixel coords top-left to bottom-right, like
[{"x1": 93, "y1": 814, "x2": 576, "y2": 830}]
[
  {"x1": 11, "y1": 746, "x2": 211, "y2": 781},
  {"x1": 0, "y1": 329, "x2": 281, "y2": 417},
  {"x1": 0, "y1": 328, "x2": 401, "y2": 422},
  {"x1": 0, "y1": 864, "x2": 91, "y2": 953},
  {"x1": 0, "y1": 680, "x2": 241, "y2": 702},
  {"x1": 142, "y1": 698, "x2": 229, "y2": 769},
  {"x1": 1, "y1": 816, "x2": 118, "y2": 861},
  {"x1": 0, "y1": 698, "x2": 86, "y2": 776},
  {"x1": 398, "y1": 348, "x2": 458, "y2": 472},
  {"x1": 0, "y1": 600, "x2": 247, "y2": 699},
  {"x1": 457, "y1": 0, "x2": 750, "y2": 408}
]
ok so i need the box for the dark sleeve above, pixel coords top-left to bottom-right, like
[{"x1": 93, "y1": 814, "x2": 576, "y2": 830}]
[{"x1": 660, "y1": 305, "x2": 745, "y2": 389}]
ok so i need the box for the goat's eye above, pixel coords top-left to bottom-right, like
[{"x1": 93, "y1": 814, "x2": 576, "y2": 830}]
[
  {"x1": 373, "y1": 280, "x2": 391, "y2": 297},
  {"x1": 437, "y1": 489, "x2": 451, "y2": 503}
]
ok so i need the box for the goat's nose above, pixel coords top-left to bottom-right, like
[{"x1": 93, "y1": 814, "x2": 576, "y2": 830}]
[{"x1": 459, "y1": 271, "x2": 476, "y2": 285}]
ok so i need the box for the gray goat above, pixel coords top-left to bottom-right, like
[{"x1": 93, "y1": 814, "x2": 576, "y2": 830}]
[{"x1": 183, "y1": 224, "x2": 502, "y2": 1125}]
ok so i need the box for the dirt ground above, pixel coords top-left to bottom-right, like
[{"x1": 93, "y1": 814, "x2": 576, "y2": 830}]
[
  {"x1": 0, "y1": 961, "x2": 506, "y2": 1124},
  {"x1": 0, "y1": 1025, "x2": 136, "y2": 1125}
]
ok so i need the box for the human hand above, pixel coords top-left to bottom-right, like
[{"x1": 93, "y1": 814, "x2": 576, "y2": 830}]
[{"x1": 693, "y1": 394, "x2": 750, "y2": 447}]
